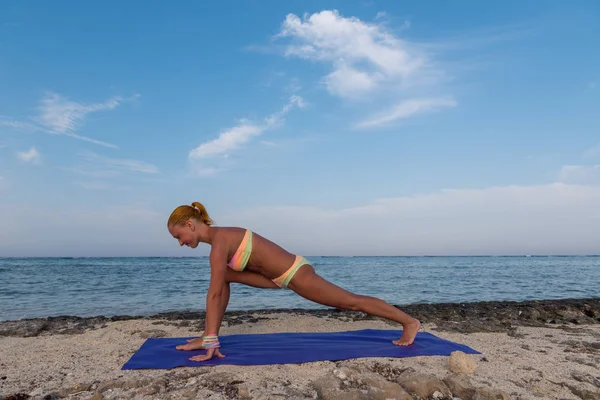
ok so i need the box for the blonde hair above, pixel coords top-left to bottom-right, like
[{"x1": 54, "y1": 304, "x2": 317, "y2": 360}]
[{"x1": 168, "y1": 202, "x2": 215, "y2": 227}]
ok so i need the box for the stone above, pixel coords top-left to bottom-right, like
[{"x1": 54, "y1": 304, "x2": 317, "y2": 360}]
[
  {"x1": 237, "y1": 384, "x2": 252, "y2": 399},
  {"x1": 180, "y1": 387, "x2": 198, "y2": 399},
  {"x1": 342, "y1": 367, "x2": 413, "y2": 400},
  {"x1": 311, "y1": 375, "x2": 367, "y2": 400},
  {"x1": 139, "y1": 329, "x2": 167, "y2": 339},
  {"x1": 396, "y1": 370, "x2": 452, "y2": 399},
  {"x1": 137, "y1": 384, "x2": 162, "y2": 396},
  {"x1": 57, "y1": 382, "x2": 93, "y2": 397},
  {"x1": 91, "y1": 393, "x2": 104, "y2": 400},
  {"x1": 472, "y1": 388, "x2": 511, "y2": 400},
  {"x1": 443, "y1": 374, "x2": 476, "y2": 400},
  {"x1": 567, "y1": 384, "x2": 600, "y2": 400},
  {"x1": 448, "y1": 351, "x2": 477, "y2": 374},
  {"x1": 311, "y1": 367, "x2": 413, "y2": 400},
  {"x1": 572, "y1": 372, "x2": 600, "y2": 388}
]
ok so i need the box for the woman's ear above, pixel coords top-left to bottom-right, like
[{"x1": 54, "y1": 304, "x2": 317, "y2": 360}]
[{"x1": 186, "y1": 219, "x2": 196, "y2": 231}]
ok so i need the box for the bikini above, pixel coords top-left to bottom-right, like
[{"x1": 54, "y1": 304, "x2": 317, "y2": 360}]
[{"x1": 227, "y1": 229, "x2": 309, "y2": 289}]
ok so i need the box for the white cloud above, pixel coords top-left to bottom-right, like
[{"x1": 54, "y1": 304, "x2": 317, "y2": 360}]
[
  {"x1": 0, "y1": 118, "x2": 38, "y2": 131},
  {"x1": 0, "y1": 92, "x2": 139, "y2": 148},
  {"x1": 76, "y1": 150, "x2": 159, "y2": 175},
  {"x1": 17, "y1": 147, "x2": 42, "y2": 164},
  {"x1": 355, "y1": 97, "x2": 457, "y2": 128},
  {"x1": 2, "y1": 182, "x2": 600, "y2": 256},
  {"x1": 557, "y1": 165, "x2": 600, "y2": 185},
  {"x1": 36, "y1": 93, "x2": 129, "y2": 134},
  {"x1": 275, "y1": 10, "x2": 431, "y2": 99},
  {"x1": 0, "y1": 204, "x2": 170, "y2": 257},
  {"x1": 224, "y1": 182, "x2": 600, "y2": 256},
  {"x1": 188, "y1": 96, "x2": 304, "y2": 174},
  {"x1": 2, "y1": 182, "x2": 600, "y2": 257}
]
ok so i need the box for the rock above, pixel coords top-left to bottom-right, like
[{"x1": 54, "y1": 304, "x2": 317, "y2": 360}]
[
  {"x1": 91, "y1": 393, "x2": 104, "y2": 400},
  {"x1": 137, "y1": 384, "x2": 162, "y2": 396},
  {"x1": 342, "y1": 367, "x2": 412, "y2": 400},
  {"x1": 2, "y1": 395, "x2": 31, "y2": 400},
  {"x1": 567, "y1": 384, "x2": 600, "y2": 400},
  {"x1": 237, "y1": 384, "x2": 252, "y2": 399},
  {"x1": 202, "y1": 372, "x2": 243, "y2": 398},
  {"x1": 473, "y1": 388, "x2": 511, "y2": 400},
  {"x1": 180, "y1": 387, "x2": 198, "y2": 399},
  {"x1": 448, "y1": 351, "x2": 477, "y2": 374},
  {"x1": 56, "y1": 382, "x2": 93, "y2": 397},
  {"x1": 96, "y1": 378, "x2": 151, "y2": 393},
  {"x1": 28, "y1": 388, "x2": 43, "y2": 397},
  {"x1": 311, "y1": 375, "x2": 367, "y2": 400},
  {"x1": 443, "y1": 374, "x2": 476, "y2": 400},
  {"x1": 139, "y1": 329, "x2": 167, "y2": 339},
  {"x1": 572, "y1": 372, "x2": 600, "y2": 388},
  {"x1": 396, "y1": 370, "x2": 452, "y2": 399},
  {"x1": 312, "y1": 366, "x2": 412, "y2": 400}
]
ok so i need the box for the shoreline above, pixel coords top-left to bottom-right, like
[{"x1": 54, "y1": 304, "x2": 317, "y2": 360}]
[{"x1": 2, "y1": 297, "x2": 599, "y2": 338}]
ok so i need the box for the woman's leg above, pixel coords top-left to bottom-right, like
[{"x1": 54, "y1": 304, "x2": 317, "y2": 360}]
[
  {"x1": 287, "y1": 264, "x2": 421, "y2": 346},
  {"x1": 225, "y1": 268, "x2": 280, "y2": 289}
]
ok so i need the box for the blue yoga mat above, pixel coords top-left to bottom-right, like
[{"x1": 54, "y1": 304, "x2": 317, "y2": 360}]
[{"x1": 122, "y1": 329, "x2": 481, "y2": 369}]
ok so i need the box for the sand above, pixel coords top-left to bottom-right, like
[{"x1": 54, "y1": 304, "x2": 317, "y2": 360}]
[{"x1": 1, "y1": 300, "x2": 599, "y2": 400}]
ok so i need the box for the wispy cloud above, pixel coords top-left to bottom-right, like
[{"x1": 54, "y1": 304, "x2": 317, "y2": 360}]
[
  {"x1": 77, "y1": 150, "x2": 159, "y2": 175},
  {"x1": 0, "y1": 118, "x2": 38, "y2": 131},
  {"x1": 188, "y1": 95, "x2": 305, "y2": 176},
  {"x1": 355, "y1": 97, "x2": 457, "y2": 129},
  {"x1": 0, "y1": 92, "x2": 139, "y2": 148},
  {"x1": 557, "y1": 165, "x2": 600, "y2": 185},
  {"x1": 588, "y1": 81, "x2": 596, "y2": 90},
  {"x1": 17, "y1": 147, "x2": 42, "y2": 165},
  {"x1": 274, "y1": 10, "x2": 435, "y2": 99}
]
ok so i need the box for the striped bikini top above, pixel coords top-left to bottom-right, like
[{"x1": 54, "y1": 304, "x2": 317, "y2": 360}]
[{"x1": 227, "y1": 229, "x2": 253, "y2": 271}]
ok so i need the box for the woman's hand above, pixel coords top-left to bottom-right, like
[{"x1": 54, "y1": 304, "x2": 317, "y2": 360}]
[
  {"x1": 176, "y1": 337, "x2": 205, "y2": 351},
  {"x1": 189, "y1": 347, "x2": 226, "y2": 362}
]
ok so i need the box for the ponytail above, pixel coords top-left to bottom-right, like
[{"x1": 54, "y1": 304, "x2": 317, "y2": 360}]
[
  {"x1": 168, "y1": 202, "x2": 215, "y2": 227},
  {"x1": 191, "y1": 202, "x2": 215, "y2": 225}
]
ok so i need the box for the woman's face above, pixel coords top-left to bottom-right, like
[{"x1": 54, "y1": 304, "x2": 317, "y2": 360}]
[{"x1": 168, "y1": 220, "x2": 198, "y2": 248}]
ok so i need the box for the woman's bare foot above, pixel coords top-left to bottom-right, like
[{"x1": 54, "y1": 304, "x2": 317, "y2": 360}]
[
  {"x1": 176, "y1": 337, "x2": 204, "y2": 351},
  {"x1": 393, "y1": 319, "x2": 421, "y2": 346}
]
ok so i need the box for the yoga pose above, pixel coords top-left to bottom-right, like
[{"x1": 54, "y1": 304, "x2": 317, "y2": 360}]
[{"x1": 168, "y1": 202, "x2": 421, "y2": 362}]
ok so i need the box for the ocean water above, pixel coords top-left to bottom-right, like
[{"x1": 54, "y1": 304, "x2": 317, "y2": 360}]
[{"x1": 1, "y1": 256, "x2": 599, "y2": 321}]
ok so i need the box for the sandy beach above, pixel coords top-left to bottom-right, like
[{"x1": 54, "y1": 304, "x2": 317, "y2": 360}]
[{"x1": 1, "y1": 298, "x2": 599, "y2": 400}]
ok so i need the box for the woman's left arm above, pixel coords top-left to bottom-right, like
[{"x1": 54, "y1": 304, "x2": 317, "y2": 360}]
[
  {"x1": 188, "y1": 239, "x2": 228, "y2": 362},
  {"x1": 205, "y1": 240, "x2": 228, "y2": 336}
]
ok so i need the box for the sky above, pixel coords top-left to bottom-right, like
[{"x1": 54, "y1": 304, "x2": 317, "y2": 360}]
[{"x1": 0, "y1": 0, "x2": 599, "y2": 257}]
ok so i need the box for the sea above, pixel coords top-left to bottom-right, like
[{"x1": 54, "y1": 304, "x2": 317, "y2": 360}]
[{"x1": 1, "y1": 256, "x2": 599, "y2": 322}]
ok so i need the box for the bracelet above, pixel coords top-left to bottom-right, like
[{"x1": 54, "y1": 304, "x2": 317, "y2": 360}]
[{"x1": 202, "y1": 334, "x2": 220, "y2": 349}]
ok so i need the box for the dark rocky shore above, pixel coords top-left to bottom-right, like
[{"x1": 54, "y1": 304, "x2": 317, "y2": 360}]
[{"x1": 2, "y1": 297, "x2": 599, "y2": 338}]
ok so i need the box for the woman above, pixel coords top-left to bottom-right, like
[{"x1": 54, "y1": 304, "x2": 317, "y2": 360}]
[{"x1": 168, "y1": 202, "x2": 421, "y2": 362}]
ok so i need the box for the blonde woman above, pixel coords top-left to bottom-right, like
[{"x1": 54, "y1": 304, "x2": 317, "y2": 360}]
[{"x1": 167, "y1": 202, "x2": 421, "y2": 362}]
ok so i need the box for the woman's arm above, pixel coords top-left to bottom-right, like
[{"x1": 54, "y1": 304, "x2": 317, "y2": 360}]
[{"x1": 205, "y1": 240, "x2": 228, "y2": 336}]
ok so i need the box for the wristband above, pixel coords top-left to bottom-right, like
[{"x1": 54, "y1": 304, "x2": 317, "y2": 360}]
[{"x1": 202, "y1": 334, "x2": 220, "y2": 349}]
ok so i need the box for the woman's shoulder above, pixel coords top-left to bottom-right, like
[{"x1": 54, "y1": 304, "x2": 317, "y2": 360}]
[{"x1": 211, "y1": 226, "x2": 249, "y2": 243}]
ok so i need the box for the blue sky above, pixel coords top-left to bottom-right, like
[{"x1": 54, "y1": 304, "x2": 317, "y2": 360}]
[{"x1": 1, "y1": 0, "x2": 599, "y2": 256}]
